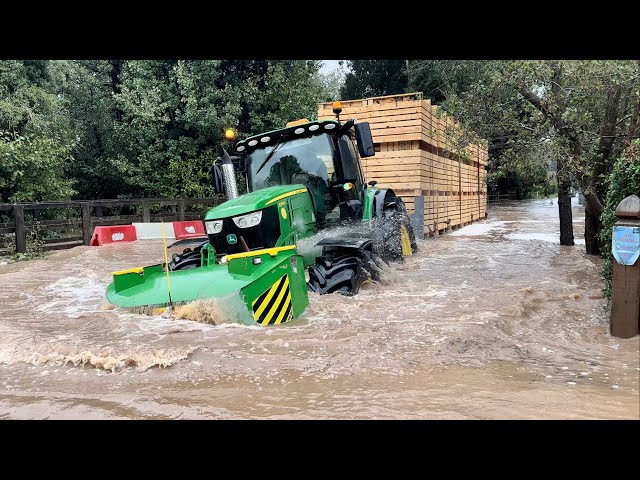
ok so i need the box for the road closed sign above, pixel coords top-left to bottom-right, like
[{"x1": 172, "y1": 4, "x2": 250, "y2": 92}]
[{"x1": 612, "y1": 226, "x2": 640, "y2": 266}]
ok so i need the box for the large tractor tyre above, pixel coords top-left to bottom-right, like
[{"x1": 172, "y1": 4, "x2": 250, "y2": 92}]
[
  {"x1": 392, "y1": 199, "x2": 418, "y2": 253},
  {"x1": 308, "y1": 248, "x2": 382, "y2": 296},
  {"x1": 377, "y1": 204, "x2": 417, "y2": 263},
  {"x1": 400, "y1": 205, "x2": 419, "y2": 253},
  {"x1": 168, "y1": 246, "x2": 202, "y2": 271}
]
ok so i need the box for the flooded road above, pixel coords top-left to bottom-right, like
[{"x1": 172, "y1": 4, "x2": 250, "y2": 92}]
[{"x1": 0, "y1": 198, "x2": 638, "y2": 419}]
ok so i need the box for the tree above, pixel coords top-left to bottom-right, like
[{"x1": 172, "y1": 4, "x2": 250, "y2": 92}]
[
  {"x1": 109, "y1": 60, "x2": 324, "y2": 198},
  {"x1": 423, "y1": 60, "x2": 640, "y2": 254},
  {"x1": 0, "y1": 61, "x2": 76, "y2": 202},
  {"x1": 315, "y1": 67, "x2": 345, "y2": 102},
  {"x1": 49, "y1": 60, "x2": 125, "y2": 199},
  {"x1": 409, "y1": 60, "x2": 487, "y2": 104},
  {"x1": 599, "y1": 140, "x2": 640, "y2": 298},
  {"x1": 340, "y1": 60, "x2": 408, "y2": 99}
]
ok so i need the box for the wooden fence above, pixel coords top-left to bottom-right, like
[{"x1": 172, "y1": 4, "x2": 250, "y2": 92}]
[
  {"x1": 319, "y1": 92, "x2": 489, "y2": 237},
  {"x1": 0, "y1": 197, "x2": 224, "y2": 255},
  {"x1": 488, "y1": 192, "x2": 517, "y2": 203}
]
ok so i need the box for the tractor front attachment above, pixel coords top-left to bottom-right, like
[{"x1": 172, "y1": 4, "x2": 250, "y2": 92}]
[{"x1": 106, "y1": 246, "x2": 309, "y2": 326}]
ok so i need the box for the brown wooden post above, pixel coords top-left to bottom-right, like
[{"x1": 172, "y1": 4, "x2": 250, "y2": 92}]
[
  {"x1": 177, "y1": 199, "x2": 185, "y2": 221},
  {"x1": 477, "y1": 148, "x2": 481, "y2": 219},
  {"x1": 458, "y1": 154, "x2": 462, "y2": 226},
  {"x1": 141, "y1": 199, "x2": 151, "y2": 223},
  {"x1": 610, "y1": 194, "x2": 640, "y2": 339},
  {"x1": 81, "y1": 203, "x2": 92, "y2": 245},
  {"x1": 13, "y1": 204, "x2": 26, "y2": 253}
]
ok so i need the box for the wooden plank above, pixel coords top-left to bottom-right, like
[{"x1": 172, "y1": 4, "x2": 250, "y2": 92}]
[
  {"x1": 371, "y1": 125, "x2": 421, "y2": 136},
  {"x1": 42, "y1": 240, "x2": 84, "y2": 251},
  {"x1": 24, "y1": 218, "x2": 81, "y2": 228},
  {"x1": 319, "y1": 104, "x2": 423, "y2": 118},
  {"x1": 42, "y1": 236, "x2": 83, "y2": 245},
  {"x1": 372, "y1": 133, "x2": 422, "y2": 144},
  {"x1": 319, "y1": 92, "x2": 422, "y2": 108}
]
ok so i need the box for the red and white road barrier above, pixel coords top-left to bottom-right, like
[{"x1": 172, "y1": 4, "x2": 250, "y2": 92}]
[
  {"x1": 90, "y1": 222, "x2": 207, "y2": 246},
  {"x1": 132, "y1": 222, "x2": 176, "y2": 240},
  {"x1": 172, "y1": 221, "x2": 206, "y2": 240},
  {"x1": 90, "y1": 225, "x2": 138, "y2": 246}
]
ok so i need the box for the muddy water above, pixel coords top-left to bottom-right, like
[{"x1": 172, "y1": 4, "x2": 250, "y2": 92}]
[{"x1": 0, "y1": 198, "x2": 638, "y2": 419}]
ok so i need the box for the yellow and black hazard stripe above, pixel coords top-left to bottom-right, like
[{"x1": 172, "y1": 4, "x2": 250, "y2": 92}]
[{"x1": 251, "y1": 274, "x2": 293, "y2": 326}]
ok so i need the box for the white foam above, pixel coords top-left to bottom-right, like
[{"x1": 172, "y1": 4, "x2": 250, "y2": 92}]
[
  {"x1": 448, "y1": 221, "x2": 508, "y2": 236},
  {"x1": 506, "y1": 233, "x2": 586, "y2": 245}
]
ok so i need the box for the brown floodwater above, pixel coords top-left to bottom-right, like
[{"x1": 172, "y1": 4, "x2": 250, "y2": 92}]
[{"x1": 0, "y1": 198, "x2": 638, "y2": 419}]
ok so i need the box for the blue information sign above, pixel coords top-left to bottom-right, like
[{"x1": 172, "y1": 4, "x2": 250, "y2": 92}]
[{"x1": 612, "y1": 226, "x2": 640, "y2": 266}]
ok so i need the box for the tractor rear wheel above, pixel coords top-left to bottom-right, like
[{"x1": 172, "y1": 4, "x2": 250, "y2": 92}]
[{"x1": 377, "y1": 203, "x2": 418, "y2": 263}]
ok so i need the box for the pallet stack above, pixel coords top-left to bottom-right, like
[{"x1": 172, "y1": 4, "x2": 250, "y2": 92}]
[{"x1": 317, "y1": 92, "x2": 488, "y2": 237}]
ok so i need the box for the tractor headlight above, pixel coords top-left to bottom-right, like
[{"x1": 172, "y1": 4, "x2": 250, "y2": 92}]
[
  {"x1": 205, "y1": 220, "x2": 223, "y2": 234},
  {"x1": 232, "y1": 210, "x2": 263, "y2": 229}
]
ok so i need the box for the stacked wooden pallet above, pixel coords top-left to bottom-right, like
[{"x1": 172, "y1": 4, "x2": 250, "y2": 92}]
[{"x1": 317, "y1": 92, "x2": 488, "y2": 237}]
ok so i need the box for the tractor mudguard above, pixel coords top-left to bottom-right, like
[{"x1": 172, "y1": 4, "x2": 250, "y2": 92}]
[
  {"x1": 374, "y1": 188, "x2": 402, "y2": 218},
  {"x1": 315, "y1": 237, "x2": 372, "y2": 251}
]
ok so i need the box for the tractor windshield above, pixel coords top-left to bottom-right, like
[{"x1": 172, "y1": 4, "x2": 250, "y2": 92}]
[{"x1": 247, "y1": 133, "x2": 338, "y2": 222}]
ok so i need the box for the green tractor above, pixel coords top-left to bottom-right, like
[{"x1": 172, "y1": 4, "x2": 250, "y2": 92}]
[{"x1": 106, "y1": 104, "x2": 418, "y2": 325}]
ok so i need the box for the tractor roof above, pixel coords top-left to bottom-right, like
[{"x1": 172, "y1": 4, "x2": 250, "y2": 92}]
[{"x1": 235, "y1": 119, "x2": 341, "y2": 154}]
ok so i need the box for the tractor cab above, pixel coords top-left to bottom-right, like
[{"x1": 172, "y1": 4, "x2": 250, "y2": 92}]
[{"x1": 223, "y1": 110, "x2": 375, "y2": 227}]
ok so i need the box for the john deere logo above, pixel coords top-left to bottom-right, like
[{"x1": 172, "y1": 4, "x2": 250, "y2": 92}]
[{"x1": 226, "y1": 234, "x2": 237, "y2": 244}]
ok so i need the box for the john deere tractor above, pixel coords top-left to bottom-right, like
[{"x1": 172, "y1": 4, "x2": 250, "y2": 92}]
[{"x1": 106, "y1": 103, "x2": 417, "y2": 325}]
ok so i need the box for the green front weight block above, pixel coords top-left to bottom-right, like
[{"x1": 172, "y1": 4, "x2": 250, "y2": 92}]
[{"x1": 106, "y1": 246, "x2": 309, "y2": 326}]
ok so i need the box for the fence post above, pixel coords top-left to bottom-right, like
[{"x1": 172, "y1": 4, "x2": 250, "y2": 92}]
[
  {"x1": 13, "y1": 204, "x2": 26, "y2": 254},
  {"x1": 610, "y1": 194, "x2": 640, "y2": 339},
  {"x1": 141, "y1": 199, "x2": 151, "y2": 223},
  {"x1": 177, "y1": 199, "x2": 185, "y2": 221},
  {"x1": 81, "y1": 203, "x2": 92, "y2": 245}
]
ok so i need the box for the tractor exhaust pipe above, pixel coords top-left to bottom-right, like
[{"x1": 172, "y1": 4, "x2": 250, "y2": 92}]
[{"x1": 217, "y1": 145, "x2": 239, "y2": 199}]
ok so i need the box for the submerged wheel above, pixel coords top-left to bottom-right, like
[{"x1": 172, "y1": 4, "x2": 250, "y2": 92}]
[
  {"x1": 168, "y1": 246, "x2": 202, "y2": 271},
  {"x1": 377, "y1": 201, "x2": 418, "y2": 263},
  {"x1": 307, "y1": 248, "x2": 383, "y2": 296}
]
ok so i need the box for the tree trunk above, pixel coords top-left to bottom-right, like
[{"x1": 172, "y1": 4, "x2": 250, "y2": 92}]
[
  {"x1": 583, "y1": 84, "x2": 622, "y2": 255},
  {"x1": 584, "y1": 200, "x2": 602, "y2": 255},
  {"x1": 557, "y1": 156, "x2": 574, "y2": 245},
  {"x1": 109, "y1": 60, "x2": 124, "y2": 121},
  {"x1": 627, "y1": 93, "x2": 640, "y2": 144}
]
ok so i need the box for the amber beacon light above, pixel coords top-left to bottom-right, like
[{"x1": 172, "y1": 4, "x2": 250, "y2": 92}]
[{"x1": 224, "y1": 129, "x2": 236, "y2": 141}]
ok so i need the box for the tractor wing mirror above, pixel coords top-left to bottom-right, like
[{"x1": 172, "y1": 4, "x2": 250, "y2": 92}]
[
  {"x1": 355, "y1": 122, "x2": 375, "y2": 158},
  {"x1": 337, "y1": 138, "x2": 358, "y2": 182}
]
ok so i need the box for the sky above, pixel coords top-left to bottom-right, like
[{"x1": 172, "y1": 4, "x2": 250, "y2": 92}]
[{"x1": 320, "y1": 60, "x2": 342, "y2": 75}]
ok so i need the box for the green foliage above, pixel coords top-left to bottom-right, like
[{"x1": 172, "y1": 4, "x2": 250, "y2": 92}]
[
  {"x1": 0, "y1": 60, "x2": 325, "y2": 202},
  {"x1": 340, "y1": 60, "x2": 408, "y2": 99},
  {"x1": 599, "y1": 140, "x2": 640, "y2": 299},
  {"x1": 409, "y1": 60, "x2": 488, "y2": 104},
  {"x1": 104, "y1": 60, "x2": 323, "y2": 199},
  {"x1": 0, "y1": 61, "x2": 76, "y2": 202},
  {"x1": 11, "y1": 251, "x2": 46, "y2": 262},
  {"x1": 315, "y1": 67, "x2": 345, "y2": 102},
  {"x1": 414, "y1": 60, "x2": 640, "y2": 203},
  {"x1": 0, "y1": 134, "x2": 75, "y2": 202}
]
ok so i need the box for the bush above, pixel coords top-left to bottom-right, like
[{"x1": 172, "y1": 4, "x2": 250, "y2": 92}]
[{"x1": 599, "y1": 140, "x2": 640, "y2": 299}]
